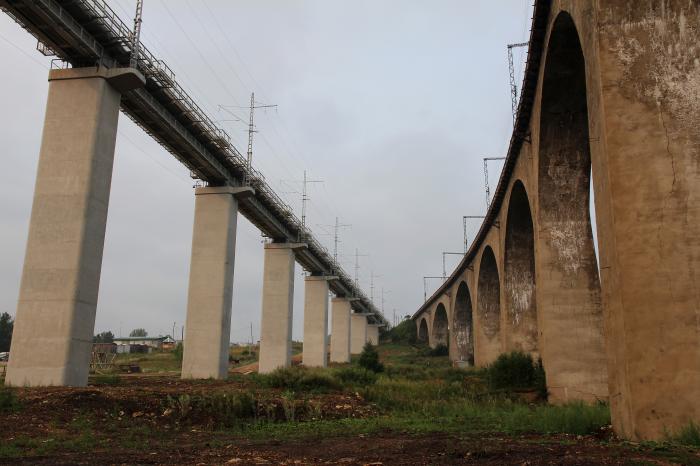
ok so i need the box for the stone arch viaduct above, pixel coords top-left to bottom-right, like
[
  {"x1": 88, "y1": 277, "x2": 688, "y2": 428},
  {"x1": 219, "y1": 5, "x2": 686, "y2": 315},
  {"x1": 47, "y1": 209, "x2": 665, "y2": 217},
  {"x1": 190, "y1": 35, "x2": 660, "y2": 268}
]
[{"x1": 413, "y1": 0, "x2": 700, "y2": 441}]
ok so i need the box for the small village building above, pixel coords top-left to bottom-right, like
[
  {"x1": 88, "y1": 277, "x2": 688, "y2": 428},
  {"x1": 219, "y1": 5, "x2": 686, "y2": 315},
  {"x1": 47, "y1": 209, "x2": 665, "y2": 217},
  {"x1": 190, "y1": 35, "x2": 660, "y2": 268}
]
[{"x1": 113, "y1": 336, "x2": 172, "y2": 354}]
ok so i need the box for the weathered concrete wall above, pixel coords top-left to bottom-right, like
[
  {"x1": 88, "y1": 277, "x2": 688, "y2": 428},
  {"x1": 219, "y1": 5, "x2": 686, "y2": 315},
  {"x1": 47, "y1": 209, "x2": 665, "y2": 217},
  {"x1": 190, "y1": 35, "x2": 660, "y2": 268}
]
[
  {"x1": 503, "y1": 181, "x2": 539, "y2": 357},
  {"x1": 534, "y1": 10, "x2": 609, "y2": 403},
  {"x1": 417, "y1": 317, "x2": 429, "y2": 343},
  {"x1": 330, "y1": 298, "x2": 351, "y2": 363},
  {"x1": 430, "y1": 303, "x2": 449, "y2": 348},
  {"x1": 590, "y1": 0, "x2": 700, "y2": 439},
  {"x1": 452, "y1": 282, "x2": 474, "y2": 364},
  {"x1": 474, "y1": 245, "x2": 502, "y2": 366},
  {"x1": 302, "y1": 276, "x2": 330, "y2": 368}
]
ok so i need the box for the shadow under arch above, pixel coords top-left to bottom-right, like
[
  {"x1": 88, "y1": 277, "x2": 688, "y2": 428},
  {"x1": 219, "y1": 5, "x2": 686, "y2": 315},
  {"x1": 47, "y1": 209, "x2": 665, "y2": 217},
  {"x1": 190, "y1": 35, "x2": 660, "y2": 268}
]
[
  {"x1": 431, "y1": 303, "x2": 448, "y2": 348},
  {"x1": 536, "y1": 10, "x2": 608, "y2": 402},
  {"x1": 476, "y1": 245, "x2": 501, "y2": 365},
  {"x1": 504, "y1": 180, "x2": 538, "y2": 355},
  {"x1": 453, "y1": 281, "x2": 474, "y2": 365},
  {"x1": 417, "y1": 318, "x2": 429, "y2": 343}
]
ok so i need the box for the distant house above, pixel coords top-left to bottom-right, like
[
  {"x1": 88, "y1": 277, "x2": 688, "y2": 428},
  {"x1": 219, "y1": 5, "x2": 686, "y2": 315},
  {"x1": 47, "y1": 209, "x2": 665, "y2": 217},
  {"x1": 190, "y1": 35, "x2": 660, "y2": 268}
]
[
  {"x1": 113, "y1": 336, "x2": 171, "y2": 354},
  {"x1": 161, "y1": 335, "x2": 176, "y2": 351}
]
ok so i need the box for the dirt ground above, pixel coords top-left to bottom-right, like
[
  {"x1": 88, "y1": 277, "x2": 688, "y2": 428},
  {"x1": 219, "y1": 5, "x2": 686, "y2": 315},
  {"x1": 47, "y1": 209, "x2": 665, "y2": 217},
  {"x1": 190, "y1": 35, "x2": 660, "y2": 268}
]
[{"x1": 1, "y1": 376, "x2": 698, "y2": 465}]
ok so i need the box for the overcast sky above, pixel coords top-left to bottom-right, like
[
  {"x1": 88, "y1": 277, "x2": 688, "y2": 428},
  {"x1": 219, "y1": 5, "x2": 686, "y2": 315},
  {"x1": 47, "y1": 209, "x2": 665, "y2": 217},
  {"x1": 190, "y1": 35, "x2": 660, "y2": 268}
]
[{"x1": 0, "y1": 1, "x2": 533, "y2": 342}]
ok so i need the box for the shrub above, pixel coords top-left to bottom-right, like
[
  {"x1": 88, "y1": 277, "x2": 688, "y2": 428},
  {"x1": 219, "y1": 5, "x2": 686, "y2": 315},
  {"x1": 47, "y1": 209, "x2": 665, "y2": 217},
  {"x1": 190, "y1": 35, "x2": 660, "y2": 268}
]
[
  {"x1": 332, "y1": 366, "x2": 377, "y2": 387},
  {"x1": 358, "y1": 343, "x2": 384, "y2": 373},
  {"x1": 91, "y1": 374, "x2": 121, "y2": 386},
  {"x1": 487, "y1": 351, "x2": 545, "y2": 392}
]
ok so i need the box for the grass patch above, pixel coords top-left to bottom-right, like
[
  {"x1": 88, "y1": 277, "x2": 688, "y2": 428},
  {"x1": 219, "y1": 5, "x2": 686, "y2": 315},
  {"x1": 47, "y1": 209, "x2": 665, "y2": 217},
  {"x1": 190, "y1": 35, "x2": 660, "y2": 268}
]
[
  {"x1": 0, "y1": 386, "x2": 20, "y2": 412},
  {"x1": 666, "y1": 421, "x2": 700, "y2": 447},
  {"x1": 90, "y1": 374, "x2": 121, "y2": 386},
  {"x1": 251, "y1": 366, "x2": 339, "y2": 393}
]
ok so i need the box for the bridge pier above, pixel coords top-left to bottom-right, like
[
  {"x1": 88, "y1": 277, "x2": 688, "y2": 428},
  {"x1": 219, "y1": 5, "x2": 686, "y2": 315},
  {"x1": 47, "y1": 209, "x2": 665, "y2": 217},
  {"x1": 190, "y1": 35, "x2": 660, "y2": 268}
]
[
  {"x1": 258, "y1": 243, "x2": 304, "y2": 373},
  {"x1": 6, "y1": 67, "x2": 144, "y2": 387},
  {"x1": 302, "y1": 275, "x2": 335, "y2": 368},
  {"x1": 181, "y1": 186, "x2": 252, "y2": 379},
  {"x1": 350, "y1": 313, "x2": 368, "y2": 354},
  {"x1": 367, "y1": 324, "x2": 380, "y2": 346},
  {"x1": 330, "y1": 298, "x2": 352, "y2": 363}
]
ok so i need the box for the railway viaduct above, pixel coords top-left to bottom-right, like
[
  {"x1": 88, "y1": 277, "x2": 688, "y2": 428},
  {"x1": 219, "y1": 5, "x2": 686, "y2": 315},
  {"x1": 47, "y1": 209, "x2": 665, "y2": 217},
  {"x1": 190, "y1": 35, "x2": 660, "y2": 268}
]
[
  {"x1": 413, "y1": 0, "x2": 700, "y2": 441},
  {"x1": 0, "y1": 0, "x2": 386, "y2": 389}
]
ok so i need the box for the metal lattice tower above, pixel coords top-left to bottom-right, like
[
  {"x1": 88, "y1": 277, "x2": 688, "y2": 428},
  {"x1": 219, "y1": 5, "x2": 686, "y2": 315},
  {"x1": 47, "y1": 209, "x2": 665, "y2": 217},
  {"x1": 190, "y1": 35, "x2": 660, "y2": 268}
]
[
  {"x1": 462, "y1": 215, "x2": 485, "y2": 252},
  {"x1": 507, "y1": 42, "x2": 528, "y2": 125}
]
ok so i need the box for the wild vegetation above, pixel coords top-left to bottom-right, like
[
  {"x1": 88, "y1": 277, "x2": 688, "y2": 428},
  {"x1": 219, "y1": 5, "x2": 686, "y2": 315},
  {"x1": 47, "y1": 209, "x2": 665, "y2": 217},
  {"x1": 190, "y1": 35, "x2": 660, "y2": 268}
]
[{"x1": 0, "y1": 340, "x2": 698, "y2": 464}]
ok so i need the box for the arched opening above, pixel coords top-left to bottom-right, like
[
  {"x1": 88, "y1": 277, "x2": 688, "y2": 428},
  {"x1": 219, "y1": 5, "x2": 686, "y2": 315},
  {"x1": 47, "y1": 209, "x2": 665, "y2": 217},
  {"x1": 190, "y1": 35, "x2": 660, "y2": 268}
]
[
  {"x1": 476, "y1": 246, "x2": 501, "y2": 365},
  {"x1": 536, "y1": 11, "x2": 607, "y2": 402},
  {"x1": 504, "y1": 180, "x2": 538, "y2": 355},
  {"x1": 417, "y1": 318, "x2": 429, "y2": 344},
  {"x1": 431, "y1": 303, "x2": 448, "y2": 348},
  {"x1": 453, "y1": 282, "x2": 474, "y2": 365}
]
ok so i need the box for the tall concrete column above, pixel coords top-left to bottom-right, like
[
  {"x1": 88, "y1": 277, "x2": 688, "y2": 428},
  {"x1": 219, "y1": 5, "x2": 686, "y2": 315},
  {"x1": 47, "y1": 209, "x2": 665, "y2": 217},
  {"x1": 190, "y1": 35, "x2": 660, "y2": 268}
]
[
  {"x1": 258, "y1": 243, "x2": 304, "y2": 374},
  {"x1": 330, "y1": 298, "x2": 352, "y2": 363},
  {"x1": 181, "y1": 186, "x2": 253, "y2": 380},
  {"x1": 302, "y1": 276, "x2": 335, "y2": 368},
  {"x1": 350, "y1": 313, "x2": 368, "y2": 354},
  {"x1": 6, "y1": 67, "x2": 144, "y2": 387},
  {"x1": 367, "y1": 324, "x2": 380, "y2": 346}
]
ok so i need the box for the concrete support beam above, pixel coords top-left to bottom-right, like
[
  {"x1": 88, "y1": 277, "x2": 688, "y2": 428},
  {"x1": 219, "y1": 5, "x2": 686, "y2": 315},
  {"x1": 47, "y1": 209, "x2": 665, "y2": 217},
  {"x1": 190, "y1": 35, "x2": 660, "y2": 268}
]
[
  {"x1": 330, "y1": 298, "x2": 352, "y2": 363},
  {"x1": 367, "y1": 325, "x2": 380, "y2": 346},
  {"x1": 181, "y1": 186, "x2": 253, "y2": 380},
  {"x1": 6, "y1": 67, "x2": 144, "y2": 387},
  {"x1": 258, "y1": 243, "x2": 304, "y2": 374},
  {"x1": 350, "y1": 313, "x2": 368, "y2": 354},
  {"x1": 302, "y1": 276, "x2": 336, "y2": 368}
]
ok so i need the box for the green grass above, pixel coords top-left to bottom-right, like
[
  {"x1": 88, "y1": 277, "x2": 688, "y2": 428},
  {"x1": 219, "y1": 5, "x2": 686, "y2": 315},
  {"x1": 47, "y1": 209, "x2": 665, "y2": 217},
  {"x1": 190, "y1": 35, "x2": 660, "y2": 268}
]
[
  {"x1": 666, "y1": 421, "x2": 700, "y2": 447},
  {"x1": 0, "y1": 386, "x2": 20, "y2": 412}
]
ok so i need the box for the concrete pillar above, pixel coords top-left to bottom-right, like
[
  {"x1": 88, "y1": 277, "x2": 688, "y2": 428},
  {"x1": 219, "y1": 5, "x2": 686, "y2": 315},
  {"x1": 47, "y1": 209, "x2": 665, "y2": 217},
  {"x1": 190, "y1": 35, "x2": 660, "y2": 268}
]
[
  {"x1": 6, "y1": 67, "x2": 144, "y2": 387},
  {"x1": 367, "y1": 325, "x2": 380, "y2": 346},
  {"x1": 330, "y1": 298, "x2": 352, "y2": 363},
  {"x1": 302, "y1": 276, "x2": 334, "y2": 368},
  {"x1": 350, "y1": 313, "x2": 368, "y2": 354},
  {"x1": 181, "y1": 186, "x2": 253, "y2": 380},
  {"x1": 258, "y1": 243, "x2": 304, "y2": 374}
]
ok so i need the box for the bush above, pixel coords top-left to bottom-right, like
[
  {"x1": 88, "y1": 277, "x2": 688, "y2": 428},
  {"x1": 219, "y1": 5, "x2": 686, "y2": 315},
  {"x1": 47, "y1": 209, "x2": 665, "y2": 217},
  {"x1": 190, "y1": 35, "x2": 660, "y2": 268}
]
[
  {"x1": 419, "y1": 343, "x2": 449, "y2": 357},
  {"x1": 487, "y1": 351, "x2": 546, "y2": 393},
  {"x1": 91, "y1": 374, "x2": 121, "y2": 386},
  {"x1": 358, "y1": 343, "x2": 384, "y2": 373},
  {"x1": 332, "y1": 366, "x2": 377, "y2": 387}
]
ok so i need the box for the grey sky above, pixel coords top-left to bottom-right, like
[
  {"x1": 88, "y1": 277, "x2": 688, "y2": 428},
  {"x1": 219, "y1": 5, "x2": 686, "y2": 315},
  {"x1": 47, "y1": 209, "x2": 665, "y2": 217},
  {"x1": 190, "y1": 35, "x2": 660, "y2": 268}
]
[{"x1": 0, "y1": 1, "x2": 533, "y2": 342}]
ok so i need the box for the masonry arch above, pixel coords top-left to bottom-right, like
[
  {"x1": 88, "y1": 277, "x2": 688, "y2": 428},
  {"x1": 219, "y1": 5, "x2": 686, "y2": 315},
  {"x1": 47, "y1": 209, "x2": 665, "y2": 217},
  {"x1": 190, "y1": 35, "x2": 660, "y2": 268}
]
[
  {"x1": 453, "y1": 282, "x2": 474, "y2": 365},
  {"x1": 417, "y1": 318, "x2": 429, "y2": 343},
  {"x1": 431, "y1": 303, "x2": 449, "y2": 348},
  {"x1": 476, "y1": 245, "x2": 501, "y2": 365},
  {"x1": 504, "y1": 180, "x2": 538, "y2": 355},
  {"x1": 536, "y1": 11, "x2": 607, "y2": 401}
]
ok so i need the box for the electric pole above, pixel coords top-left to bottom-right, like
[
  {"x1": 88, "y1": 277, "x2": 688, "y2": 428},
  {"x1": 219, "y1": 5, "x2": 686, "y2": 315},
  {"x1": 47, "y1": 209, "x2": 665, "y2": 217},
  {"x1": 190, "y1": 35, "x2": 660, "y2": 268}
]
[
  {"x1": 370, "y1": 271, "x2": 382, "y2": 305},
  {"x1": 301, "y1": 170, "x2": 323, "y2": 232},
  {"x1": 463, "y1": 215, "x2": 486, "y2": 252},
  {"x1": 442, "y1": 252, "x2": 465, "y2": 279},
  {"x1": 483, "y1": 157, "x2": 506, "y2": 208},
  {"x1": 333, "y1": 217, "x2": 351, "y2": 264},
  {"x1": 423, "y1": 276, "x2": 444, "y2": 302},
  {"x1": 507, "y1": 42, "x2": 529, "y2": 125},
  {"x1": 354, "y1": 249, "x2": 368, "y2": 287}
]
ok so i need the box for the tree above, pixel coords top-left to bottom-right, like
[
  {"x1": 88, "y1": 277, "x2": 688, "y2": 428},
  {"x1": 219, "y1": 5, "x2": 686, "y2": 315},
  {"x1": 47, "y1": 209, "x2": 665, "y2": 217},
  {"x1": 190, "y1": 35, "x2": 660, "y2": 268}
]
[
  {"x1": 0, "y1": 312, "x2": 14, "y2": 352},
  {"x1": 129, "y1": 328, "x2": 148, "y2": 338},
  {"x1": 93, "y1": 331, "x2": 114, "y2": 343},
  {"x1": 358, "y1": 342, "x2": 384, "y2": 373}
]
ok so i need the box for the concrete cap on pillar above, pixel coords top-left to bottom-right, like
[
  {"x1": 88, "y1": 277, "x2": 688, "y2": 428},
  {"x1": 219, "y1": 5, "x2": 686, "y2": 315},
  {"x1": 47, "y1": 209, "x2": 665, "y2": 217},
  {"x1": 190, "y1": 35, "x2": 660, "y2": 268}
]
[
  {"x1": 305, "y1": 275, "x2": 339, "y2": 281},
  {"x1": 195, "y1": 186, "x2": 255, "y2": 199},
  {"x1": 48, "y1": 66, "x2": 146, "y2": 93},
  {"x1": 264, "y1": 242, "x2": 307, "y2": 250}
]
